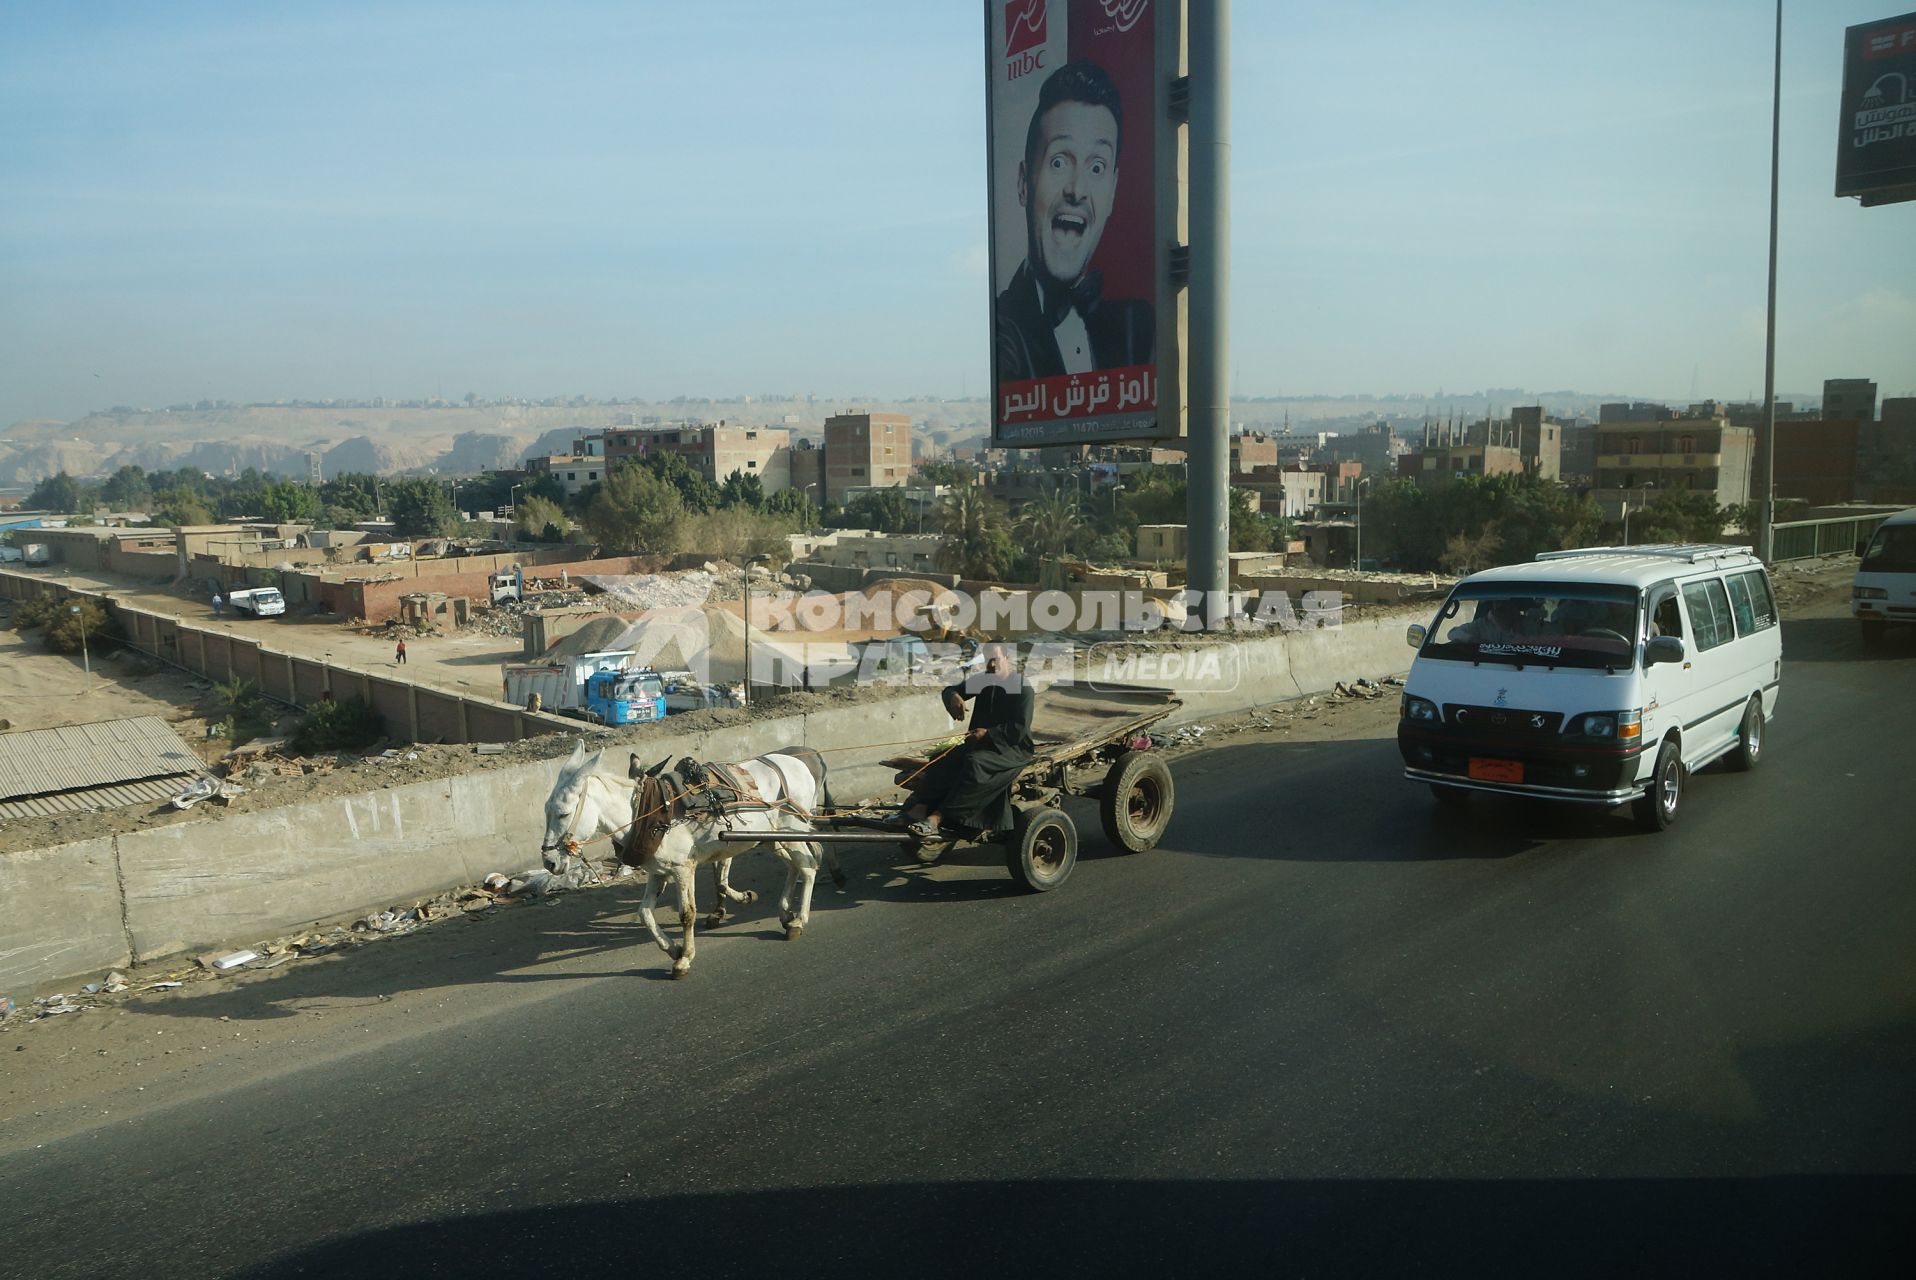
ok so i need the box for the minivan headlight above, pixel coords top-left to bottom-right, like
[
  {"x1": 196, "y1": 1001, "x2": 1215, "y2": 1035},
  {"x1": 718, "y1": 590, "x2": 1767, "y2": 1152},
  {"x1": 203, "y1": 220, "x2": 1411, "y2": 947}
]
[
  {"x1": 1577, "y1": 710, "x2": 1641, "y2": 740},
  {"x1": 1401, "y1": 695, "x2": 1439, "y2": 722},
  {"x1": 1855, "y1": 587, "x2": 1888, "y2": 600}
]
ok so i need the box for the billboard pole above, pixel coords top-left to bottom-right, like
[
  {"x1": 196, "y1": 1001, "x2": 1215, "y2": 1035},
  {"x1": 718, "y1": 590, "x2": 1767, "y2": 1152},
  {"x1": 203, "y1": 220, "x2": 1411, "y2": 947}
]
[
  {"x1": 1757, "y1": 0, "x2": 1781, "y2": 562},
  {"x1": 1186, "y1": 0, "x2": 1231, "y2": 627}
]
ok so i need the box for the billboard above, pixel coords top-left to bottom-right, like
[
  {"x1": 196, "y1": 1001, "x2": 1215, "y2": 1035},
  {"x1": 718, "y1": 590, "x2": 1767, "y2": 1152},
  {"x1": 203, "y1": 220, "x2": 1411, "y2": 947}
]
[
  {"x1": 1836, "y1": 10, "x2": 1916, "y2": 205},
  {"x1": 986, "y1": 0, "x2": 1180, "y2": 447}
]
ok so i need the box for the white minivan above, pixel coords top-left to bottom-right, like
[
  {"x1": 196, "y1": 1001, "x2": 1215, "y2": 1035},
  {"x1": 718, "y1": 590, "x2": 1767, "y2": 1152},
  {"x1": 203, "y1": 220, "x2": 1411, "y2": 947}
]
[
  {"x1": 1853, "y1": 507, "x2": 1916, "y2": 648},
  {"x1": 1396, "y1": 545, "x2": 1782, "y2": 832}
]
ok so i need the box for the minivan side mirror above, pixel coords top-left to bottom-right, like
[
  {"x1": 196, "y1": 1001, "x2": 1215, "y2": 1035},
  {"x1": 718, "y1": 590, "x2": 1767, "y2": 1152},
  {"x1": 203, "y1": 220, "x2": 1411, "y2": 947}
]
[
  {"x1": 1406, "y1": 623, "x2": 1427, "y2": 649},
  {"x1": 1644, "y1": 635, "x2": 1685, "y2": 667}
]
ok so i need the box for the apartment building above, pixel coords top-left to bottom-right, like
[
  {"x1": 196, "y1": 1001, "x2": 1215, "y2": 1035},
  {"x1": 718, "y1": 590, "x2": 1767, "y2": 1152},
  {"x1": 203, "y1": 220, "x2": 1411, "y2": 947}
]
[
  {"x1": 588, "y1": 421, "x2": 793, "y2": 493},
  {"x1": 823, "y1": 412, "x2": 913, "y2": 505},
  {"x1": 1590, "y1": 414, "x2": 1755, "y2": 515}
]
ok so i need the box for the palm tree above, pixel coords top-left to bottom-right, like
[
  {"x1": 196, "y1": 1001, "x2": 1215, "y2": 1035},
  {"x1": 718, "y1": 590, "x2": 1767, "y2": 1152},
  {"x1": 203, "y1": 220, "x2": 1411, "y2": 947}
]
[
  {"x1": 1016, "y1": 486, "x2": 1081, "y2": 560},
  {"x1": 934, "y1": 484, "x2": 1013, "y2": 581}
]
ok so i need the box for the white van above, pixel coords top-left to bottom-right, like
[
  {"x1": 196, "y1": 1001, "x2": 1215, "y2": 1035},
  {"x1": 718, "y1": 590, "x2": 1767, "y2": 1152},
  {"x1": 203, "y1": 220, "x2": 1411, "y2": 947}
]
[
  {"x1": 1396, "y1": 545, "x2": 1782, "y2": 832},
  {"x1": 1853, "y1": 507, "x2": 1916, "y2": 648}
]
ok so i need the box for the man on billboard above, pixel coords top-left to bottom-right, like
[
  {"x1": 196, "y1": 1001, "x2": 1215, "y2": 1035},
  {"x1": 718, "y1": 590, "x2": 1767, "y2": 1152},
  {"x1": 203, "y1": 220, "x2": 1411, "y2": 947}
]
[{"x1": 994, "y1": 58, "x2": 1154, "y2": 381}]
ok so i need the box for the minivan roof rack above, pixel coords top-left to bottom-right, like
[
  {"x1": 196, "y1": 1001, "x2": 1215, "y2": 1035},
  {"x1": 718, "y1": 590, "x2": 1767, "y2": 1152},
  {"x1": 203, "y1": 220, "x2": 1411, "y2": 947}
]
[{"x1": 1535, "y1": 544, "x2": 1756, "y2": 565}]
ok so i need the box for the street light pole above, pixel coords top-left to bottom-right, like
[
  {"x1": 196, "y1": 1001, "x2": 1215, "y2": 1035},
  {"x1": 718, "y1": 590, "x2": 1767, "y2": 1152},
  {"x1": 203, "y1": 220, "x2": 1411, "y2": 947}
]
[
  {"x1": 69, "y1": 604, "x2": 91, "y2": 692},
  {"x1": 1354, "y1": 478, "x2": 1371, "y2": 571},
  {"x1": 1755, "y1": 0, "x2": 1782, "y2": 562},
  {"x1": 742, "y1": 553, "x2": 770, "y2": 710}
]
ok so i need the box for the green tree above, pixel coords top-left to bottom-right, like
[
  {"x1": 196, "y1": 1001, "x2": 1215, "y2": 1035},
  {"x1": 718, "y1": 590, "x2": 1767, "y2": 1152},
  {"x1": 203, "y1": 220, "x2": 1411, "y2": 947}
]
[
  {"x1": 258, "y1": 479, "x2": 320, "y2": 524},
  {"x1": 515, "y1": 495, "x2": 571, "y2": 542},
  {"x1": 935, "y1": 485, "x2": 1015, "y2": 581},
  {"x1": 831, "y1": 487, "x2": 914, "y2": 533},
  {"x1": 26, "y1": 472, "x2": 88, "y2": 514},
  {"x1": 319, "y1": 473, "x2": 382, "y2": 520},
  {"x1": 385, "y1": 478, "x2": 459, "y2": 537},
  {"x1": 763, "y1": 486, "x2": 817, "y2": 528},
  {"x1": 582, "y1": 462, "x2": 686, "y2": 554},
  {"x1": 916, "y1": 460, "x2": 978, "y2": 487},
  {"x1": 152, "y1": 487, "x2": 216, "y2": 528},
  {"x1": 1017, "y1": 488, "x2": 1082, "y2": 559},
  {"x1": 99, "y1": 465, "x2": 153, "y2": 512},
  {"x1": 45, "y1": 598, "x2": 110, "y2": 654},
  {"x1": 718, "y1": 469, "x2": 765, "y2": 510}
]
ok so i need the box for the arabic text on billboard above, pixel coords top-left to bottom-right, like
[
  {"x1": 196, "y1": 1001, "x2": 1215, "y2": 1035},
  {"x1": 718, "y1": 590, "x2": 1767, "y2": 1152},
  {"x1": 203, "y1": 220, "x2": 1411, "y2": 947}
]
[
  {"x1": 1837, "y1": 10, "x2": 1916, "y2": 203},
  {"x1": 987, "y1": 0, "x2": 1168, "y2": 446}
]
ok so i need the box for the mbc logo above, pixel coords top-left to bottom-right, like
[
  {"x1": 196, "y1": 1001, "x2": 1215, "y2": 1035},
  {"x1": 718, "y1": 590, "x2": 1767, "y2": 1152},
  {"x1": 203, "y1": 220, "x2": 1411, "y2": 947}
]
[{"x1": 1005, "y1": 0, "x2": 1047, "y2": 80}]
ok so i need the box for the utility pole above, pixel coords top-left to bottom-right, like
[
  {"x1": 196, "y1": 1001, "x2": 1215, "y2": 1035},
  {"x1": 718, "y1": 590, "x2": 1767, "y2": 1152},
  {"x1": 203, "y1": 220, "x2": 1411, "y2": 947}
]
[
  {"x1": 1185, "y1": 0, "x2": 1232, "y2": 628},
  {"x1": 1755, "y1": 0, "x2": 1782, "y2": 562}
]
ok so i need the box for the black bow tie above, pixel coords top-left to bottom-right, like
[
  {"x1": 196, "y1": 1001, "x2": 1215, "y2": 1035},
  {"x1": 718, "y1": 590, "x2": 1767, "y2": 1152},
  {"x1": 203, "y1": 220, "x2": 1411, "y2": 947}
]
[{"x1": 1041, "y1": 271, "x2": 1103, "y2": 327}]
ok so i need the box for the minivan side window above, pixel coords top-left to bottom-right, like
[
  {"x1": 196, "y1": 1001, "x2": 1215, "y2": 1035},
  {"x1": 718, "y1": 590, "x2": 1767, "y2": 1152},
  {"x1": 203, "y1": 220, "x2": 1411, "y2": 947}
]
[
  {"x1": 1680, "y1": 579, "x2": 1735, "y2": 651},
  {"x1": 1726, "y1": 570, "x2": 1776, "y2": 635},
  {"x1": 1650, "y1": 589, "x2": 1684, "y2": 640}
]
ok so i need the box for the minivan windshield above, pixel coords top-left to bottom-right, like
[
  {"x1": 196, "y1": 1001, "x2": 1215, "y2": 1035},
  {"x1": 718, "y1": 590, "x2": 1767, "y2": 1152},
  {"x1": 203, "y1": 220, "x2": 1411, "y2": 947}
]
[
  {"x1": 1422, "y1": 583, "x2": 1639, "y2": 669},
  {"x1": 1861, "y1": 524, "x2": 1916, "y2": 573}
]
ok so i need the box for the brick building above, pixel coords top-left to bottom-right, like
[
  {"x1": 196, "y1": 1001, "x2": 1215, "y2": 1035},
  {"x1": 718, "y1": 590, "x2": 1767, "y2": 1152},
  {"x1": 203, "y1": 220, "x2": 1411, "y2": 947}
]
[
  {"x1": 1590, "y1": 414, "x2": 1755, "y2": 516},
  {"x1": 590, "y1": 422, "x2": 793, "y2": 493},
  {"x1": 823, "y1": 413, "x2": 913, "y2": 505},
  {"x1": 1774, "y1": 419, "x2": 1863, "y2": 507}
]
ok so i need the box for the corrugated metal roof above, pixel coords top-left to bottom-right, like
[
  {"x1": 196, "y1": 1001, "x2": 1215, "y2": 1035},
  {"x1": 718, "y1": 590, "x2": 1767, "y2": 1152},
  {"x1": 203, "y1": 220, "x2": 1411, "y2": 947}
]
[
  {"x1": 0, "y1": 775, "x2": 191, "y2": 820},
  {"x1": 0, "y1": 716, "x2": 202, "y2": 804}
]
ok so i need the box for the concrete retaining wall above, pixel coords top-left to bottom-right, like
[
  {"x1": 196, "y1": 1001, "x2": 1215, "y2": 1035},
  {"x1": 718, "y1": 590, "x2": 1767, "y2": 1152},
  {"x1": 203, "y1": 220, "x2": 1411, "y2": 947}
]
[
  {"x1": 0, "y1": 604, "x2": 1432, "y2": 998},
  {"x1": 0, "y1": 570, "x2": 578, "y2": 745}
]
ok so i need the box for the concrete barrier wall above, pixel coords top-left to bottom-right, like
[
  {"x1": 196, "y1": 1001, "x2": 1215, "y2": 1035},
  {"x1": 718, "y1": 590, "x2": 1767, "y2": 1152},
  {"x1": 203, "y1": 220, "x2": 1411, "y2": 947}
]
[
  {"x1": 0, "y1": 689, "x2": 953, "y2": 995},
  {"x1": 0, "y1": 570, "x2": 579, "y2": 745}
]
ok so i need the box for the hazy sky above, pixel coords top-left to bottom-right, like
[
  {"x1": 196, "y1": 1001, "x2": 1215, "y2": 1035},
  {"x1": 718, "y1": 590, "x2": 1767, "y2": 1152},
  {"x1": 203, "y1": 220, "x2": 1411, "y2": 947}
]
[{"x1": 3, "y1": 0, "x2": 1912, "y2": 426}]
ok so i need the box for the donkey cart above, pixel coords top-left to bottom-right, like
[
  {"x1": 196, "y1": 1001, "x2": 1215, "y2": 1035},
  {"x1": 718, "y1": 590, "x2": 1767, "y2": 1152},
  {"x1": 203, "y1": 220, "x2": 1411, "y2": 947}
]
[{"x1": 715, "y1": 685, "x2": 1182, "y2": 894}]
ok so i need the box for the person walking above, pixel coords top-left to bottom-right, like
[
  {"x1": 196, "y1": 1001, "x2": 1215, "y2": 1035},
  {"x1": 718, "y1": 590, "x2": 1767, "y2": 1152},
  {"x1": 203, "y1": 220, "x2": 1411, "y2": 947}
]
[
  {"x1": 211, "y1": 591, "x2": 223, "y2": 617},
  {"x1": 394, "y1": 636, "x2": 407, "y2": 666}
]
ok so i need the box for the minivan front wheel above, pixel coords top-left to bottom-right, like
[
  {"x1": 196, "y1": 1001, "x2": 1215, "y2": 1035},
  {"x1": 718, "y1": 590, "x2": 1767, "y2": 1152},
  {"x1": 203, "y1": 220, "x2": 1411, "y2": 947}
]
[{"x1": 1633, "y1": 739, "x2": 1683, "y2": 832}]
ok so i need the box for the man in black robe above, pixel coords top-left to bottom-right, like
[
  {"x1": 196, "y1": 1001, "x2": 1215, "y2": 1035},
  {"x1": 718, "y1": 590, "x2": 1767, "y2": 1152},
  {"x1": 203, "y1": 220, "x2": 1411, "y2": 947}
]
[{"x1": 904, "y1": 643, "x2": 1035, "y2": 840}]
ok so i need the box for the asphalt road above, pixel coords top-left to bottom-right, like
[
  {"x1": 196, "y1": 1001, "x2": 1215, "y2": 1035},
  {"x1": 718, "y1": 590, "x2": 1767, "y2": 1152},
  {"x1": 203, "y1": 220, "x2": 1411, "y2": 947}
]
[{"x1": 2, "y1": 615, "x2": 1912, "y2": 1279}]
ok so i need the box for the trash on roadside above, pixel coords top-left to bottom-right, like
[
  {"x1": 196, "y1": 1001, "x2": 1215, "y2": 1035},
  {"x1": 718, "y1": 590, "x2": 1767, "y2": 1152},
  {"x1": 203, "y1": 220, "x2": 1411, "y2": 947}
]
[
  {"x1": 0, "y1": 996, "x2": 15, "y2": 1022},
  {"x1": 474, "y1": 743, "x2": 505, "y2": 755},
  {"x1": 170, "y1": 774, "x2": 246, "y2": 810},
  {"x1": 507, "y1": 869, "x2": 555, "y2": 897},
  {"x1": 210, "y1": 950, "x2": 260, "y2": 971},
  {"x1": 482, "y1": 873, "x2": 512, "y2": 893},
  {"x1": 146, "y1": 981, "x2": 184, "y2": 991},
  {"x1": 104, "y1": 971, "x2": 129, "y2": 993}
]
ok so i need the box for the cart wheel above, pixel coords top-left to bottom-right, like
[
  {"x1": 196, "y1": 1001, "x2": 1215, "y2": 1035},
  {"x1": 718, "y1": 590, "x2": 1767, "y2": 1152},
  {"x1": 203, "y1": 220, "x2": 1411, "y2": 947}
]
[
  {"x1": 1005, "y1": 806, "x2": 1077, "y2": 892},
  {"x1": 1098, "y1": 749, "x2": 1175, "y2": 853}
]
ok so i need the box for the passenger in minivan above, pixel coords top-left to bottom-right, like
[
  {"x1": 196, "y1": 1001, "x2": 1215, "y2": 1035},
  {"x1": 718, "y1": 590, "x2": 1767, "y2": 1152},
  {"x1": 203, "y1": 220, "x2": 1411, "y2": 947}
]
[
  {"x1": 1651, "y1": 594, "x2": 1683, "y2": 639},
  {"x1": 1453, "y1": 597, "x2": 1536, "y2": 644}
]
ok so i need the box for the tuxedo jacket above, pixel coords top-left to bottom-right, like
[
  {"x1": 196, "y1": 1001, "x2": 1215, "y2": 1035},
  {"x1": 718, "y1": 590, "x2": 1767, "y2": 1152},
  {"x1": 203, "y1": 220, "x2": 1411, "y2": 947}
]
[{"x1": 994, "y1": 260, "x2": 1155, "y2": 382}]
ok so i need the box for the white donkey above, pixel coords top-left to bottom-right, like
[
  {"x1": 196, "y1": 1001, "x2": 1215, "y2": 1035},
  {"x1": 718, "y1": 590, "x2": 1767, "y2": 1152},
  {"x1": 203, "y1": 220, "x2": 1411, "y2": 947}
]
[
  {"x1": 539, "y1": 742, "x2": 761, "y2": 924},
  {"x1": 621, "y1": 746, "x2": 835, "y2": 979}
]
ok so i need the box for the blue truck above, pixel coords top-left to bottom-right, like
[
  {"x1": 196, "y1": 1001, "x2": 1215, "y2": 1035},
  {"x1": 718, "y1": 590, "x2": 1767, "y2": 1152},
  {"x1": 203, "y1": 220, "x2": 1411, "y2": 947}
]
[{"x1": 582, "y1": 666, "x2": 667, "y2": 725}]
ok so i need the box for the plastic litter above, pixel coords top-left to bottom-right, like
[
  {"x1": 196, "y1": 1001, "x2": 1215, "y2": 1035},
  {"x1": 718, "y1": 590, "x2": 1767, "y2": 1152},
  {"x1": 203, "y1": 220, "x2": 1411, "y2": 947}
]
[
  {"x1": 211, "y1": 950, "x2": 259, "y2": 971},
  {"x1": 146, "y1": 981, "x2": 184, "y2": 991},
  {"x1": 0, "y1": 996, "x2": 15, "y2": 1022},
  {"x1": 104, "y1": 971, "x2": 129, "y2": 994},
  {"x1": 170, "y1": 774, "x2": 246, "y2": 810}
]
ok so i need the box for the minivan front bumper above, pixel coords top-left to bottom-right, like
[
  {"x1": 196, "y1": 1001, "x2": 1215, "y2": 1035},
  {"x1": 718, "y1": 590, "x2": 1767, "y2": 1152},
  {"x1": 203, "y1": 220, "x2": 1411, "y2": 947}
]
[{"x1": 1397, "y1": 724, "x2": 1646, "y2": 803}]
